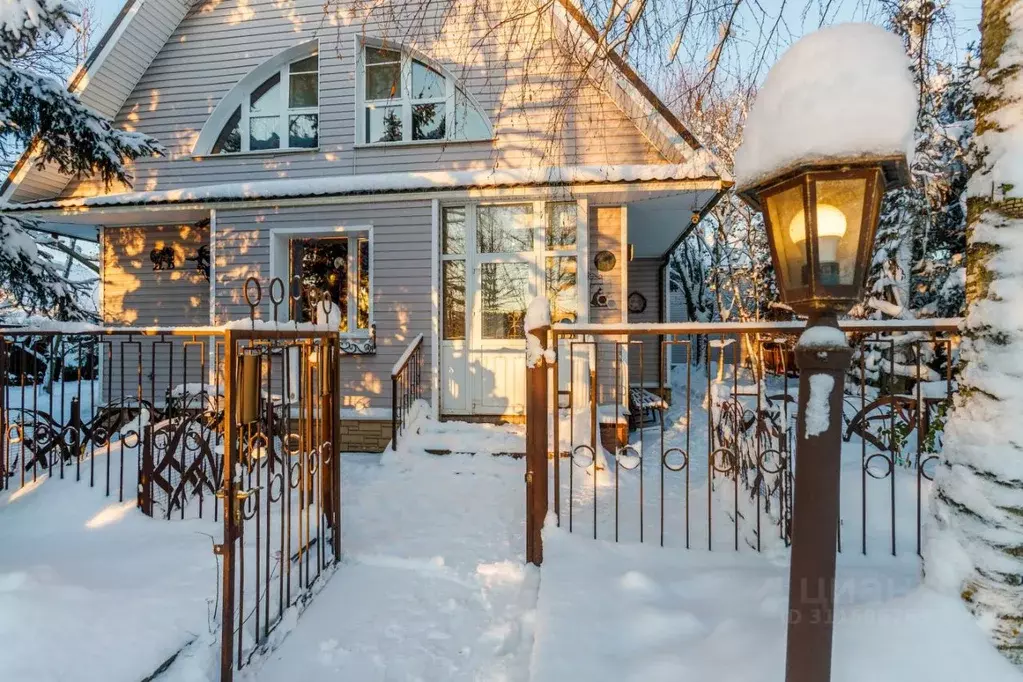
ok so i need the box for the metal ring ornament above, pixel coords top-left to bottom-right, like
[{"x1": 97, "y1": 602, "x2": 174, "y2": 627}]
[
  {"x1": 307, "y1": 449, "x2": 320, "y2": 475},
  {"x1": 662, "y1": 447, "x2": 689, "y2": 472},
  {"x1": 247, "y1": 432, "x2": 269, "y2": 458},
  {"x1": 319, "y1": 292, "x2": 334, "y2": 317},
  {"x1": 7, "y1": 423, "x2": 23, "y2": 444},
  {"x1": 571, "y1": 444, "x2": 596, "y2": 468},
  {"x1": 289, "y1": 461, "x2": 303, "y2": 488},
  {"x1": 118, "y1": 428, "x2": 141, "y2": 450},
  {"x1": 864, "y1": 453, "x2": 894, "y2": 480},
  {"x1": 244, "y1": 276, "x2": 262, "y2": 310},
  {"x1": 615, "y1": 446, "x2": 642, "y2": 470},
  {"x1": 269, "y1": 277, "x2": 286, "y2": 319},
  {"x1": 241, "y1": 489, "x2": 260, "y2": 520},
  {"x1": 919, "y1": 453, "x2": 939, "y2": 482},
  {"x1": 711, "y1": 447, "x2": 737, "y2": 475},
  {"x1": 320, "y1": 441, "x2": 333, "y2": 466},
  {"x1": 283, "y1": 433, "x2": 302, "y2": 456},
  {"x1": 268, "y1": 471, "x2": 285, "y2": 502},
  {"x1": 756, "y1": 448, "x2": 787, "y2": 475}
]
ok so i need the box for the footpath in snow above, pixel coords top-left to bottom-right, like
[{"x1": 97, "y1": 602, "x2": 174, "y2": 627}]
[{"x1": 251, "y1": 420, "x2": 538, "y2": 682}]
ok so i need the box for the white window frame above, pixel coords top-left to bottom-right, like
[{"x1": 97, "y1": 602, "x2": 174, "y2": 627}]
[
  {"x1": 355, "y1": 37, "x2": 494, "y2": 147},
  {"x1": 268, "y1": 225, "x2": 374, "y2": 336},
  {"x1": 193, "y1": 40, "x2": 320, "y2": 157},
  {"x1": 438, "y1": 199, "x2": 585, "y2": 343}
]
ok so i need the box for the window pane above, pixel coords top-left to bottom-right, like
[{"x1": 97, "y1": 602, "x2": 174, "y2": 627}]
[
  {"x1": 295, "y1": 238, "x2": 349, "y2": 333},
  {"x1": 547, "y1": 203, "x2": 577, "y2": 249},
  {"x1": 452, "y1": 89, "x2": 490, "y2": 140},
  {"x1": 288, "y1": 114, "x2": 318, "y2": 148},
  {"x1": 211, "y1": 106, "x2": 241, "y2": 154},
  {"x1": 357, "y1": 237, "x2": 370, "y2": 329},
  {"x1": 250, "y1": 73, "x2": 280, "y2": 115},
  {"x1": 480, "y1": 262, "x2": 529, "y2": 339},
  {"x1": 442, "y1": 260, "x2": 466, "y2": 340},
  {"x1": 412, "y1": 102, "x2": 446, "y2": 140},
  {"x1": 250, "y1": 116, "x2": 280, "y2": 150},
  {"x1": 366, "y1": 105, "x2": 403, "y2": 142},
  {"x1": 477, "y1": 204, "x2": 533, "y2": 253},
  {"x1": 411, "y1": 60, "x2": 445, "y2": 99},
  {"x1": 291, "y1": 54, "x2": 318, "y2": 73},
  {"x1": 366, "y1": 63, "x2": 400, "y2": 100},
  {"x1": 442, "y1": 206, "x2": 466, "y2": 254},
  {"x1": 365, "y1": 46, "x2": 400, "y2": 64},
  {"x1": 289, "y1": 72, "x2": 318, "y2": 107},
  {"x1": 546, "y1": 256, "x2": 577, "y2": 324}
]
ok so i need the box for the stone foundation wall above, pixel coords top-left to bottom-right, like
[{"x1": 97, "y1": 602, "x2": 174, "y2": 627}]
[{"x1": 339, "y1": 419, "x2": 392, "y2": 453}]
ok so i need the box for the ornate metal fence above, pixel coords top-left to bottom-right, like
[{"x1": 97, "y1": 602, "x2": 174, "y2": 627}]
[
  {"x1": 0, "y1": 277, "x2": 343, "y2": 682},
  {"x1": 538, "y1": 319, "x2": 959, "y2": 557}
]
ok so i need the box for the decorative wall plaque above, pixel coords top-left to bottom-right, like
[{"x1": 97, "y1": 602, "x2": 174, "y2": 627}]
[
  {"x1": 150, "y1": 246, "x2": 176, "y2": 270},
  {"x1": 594, "y1": 250, "x2": 616, "y2": 272},
  {"x1": 628, "y1": 291, "x2": 647, "y2": 314}
]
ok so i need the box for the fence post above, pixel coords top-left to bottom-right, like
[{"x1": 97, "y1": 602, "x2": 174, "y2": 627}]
[
  {"x1": 218, "y1": 329, "x2": 238, "y2": 682},
  {"x1": 525, "y1": 304, "x2": 551, "y2": 566}
]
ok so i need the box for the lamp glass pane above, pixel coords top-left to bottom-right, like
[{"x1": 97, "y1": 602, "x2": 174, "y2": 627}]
[
  {"x1": 764, "y1": 183, "x2": 808, "y2": 294},
  {"x1": 814, "y1": 177, "x2": 866, "y2": 286}
]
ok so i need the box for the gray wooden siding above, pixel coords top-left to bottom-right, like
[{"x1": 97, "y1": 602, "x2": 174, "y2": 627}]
[
  {"x1": 588, "y1": 206, "x2": 624, "y2": 405},
  {"x1": 626, "y1": 257, "x2": 663, "y2": 387},
  {"x1": 214, "y1": 202, "x2": 432, "y2": 410},
  {"x1": 60, "y1": 0, "x2": 666, "y2": 199},
  {"x1": 9, "y1": 0, "x2": 190, "y2": 203},
  {"x1": 101, "y1": 223, "x2": 212, "y2": 403},
  {"x1": 102, "y1": 223, "x2": 210, "y2": 326}
]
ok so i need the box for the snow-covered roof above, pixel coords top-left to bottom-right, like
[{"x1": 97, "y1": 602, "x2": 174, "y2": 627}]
[
  {"x1": 1, "y1": 161, "x2": 723, "y2": 212},
  {"x1": 733, "y1": 23, "x2": 916, "y2": 191},
  {"x1": 2, "y1": 0, "x2": 727, "y2": 206}
]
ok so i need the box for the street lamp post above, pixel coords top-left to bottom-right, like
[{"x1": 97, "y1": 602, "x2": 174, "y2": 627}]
[{"x1": 738, "y1": 156, "x2": 908, "y2": 682}]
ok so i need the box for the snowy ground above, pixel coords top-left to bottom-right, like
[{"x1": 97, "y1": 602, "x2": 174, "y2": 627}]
[
  {"x1": 0, "y1": 455, "x2": 219, "y2": 682},
  {"x1": 532, "y1": 527, "x2": 1022, "y2": 682},
  {"x1": 3, "y1": 397, "x2": 1020, "y2": 682}
]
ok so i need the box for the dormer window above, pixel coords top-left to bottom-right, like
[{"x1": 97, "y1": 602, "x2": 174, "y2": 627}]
[
  {"x1": 209, "y1": 53, "x2": 320, "y2": 154},
  {"x1": 358, "y1": 43, "x2": 492, "y2": 145}
]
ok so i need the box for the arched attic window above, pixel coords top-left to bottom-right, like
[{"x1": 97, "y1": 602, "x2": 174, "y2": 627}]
[
  {"x1": 194, "y1": 41, "x2": 320, "y2": 156},
  {"x1": 357, "y1": 40, "x2": 493, "y2": 145}
]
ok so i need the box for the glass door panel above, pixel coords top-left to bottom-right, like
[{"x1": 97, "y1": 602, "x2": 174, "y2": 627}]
[{"x1": 480, "y1": 262, "x2": 530, "y2": 339}]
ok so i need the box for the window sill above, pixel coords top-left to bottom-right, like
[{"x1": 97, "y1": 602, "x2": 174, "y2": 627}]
[
  {"x1": 192, "y1": 147, "x2": 320, "y2": 161},
  {"x1": 353, "y1": 137, "x2": 495, "y2": 150}
]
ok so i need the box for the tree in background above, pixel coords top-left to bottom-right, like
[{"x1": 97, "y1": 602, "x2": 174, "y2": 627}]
[
  {"x1": 927, "y1": 0, "x2": 1023, "y2": 663},
  {"x1": 0, "y1": 0, "x2": 162, "y2": 321}
]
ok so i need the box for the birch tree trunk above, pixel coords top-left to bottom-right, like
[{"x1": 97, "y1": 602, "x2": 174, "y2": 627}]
[{"x1": 927, "y1": 0, "x2": 1023, "y2": 663}]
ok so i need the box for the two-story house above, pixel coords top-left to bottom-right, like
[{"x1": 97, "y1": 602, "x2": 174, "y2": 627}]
[{"x1": 0, "y1": 0, "x2": 729, "y2": 451}]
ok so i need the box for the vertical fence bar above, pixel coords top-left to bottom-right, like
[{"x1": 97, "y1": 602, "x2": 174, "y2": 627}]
[{"x1": 220, "y1": 329, "x2": 238, "y2": 682}]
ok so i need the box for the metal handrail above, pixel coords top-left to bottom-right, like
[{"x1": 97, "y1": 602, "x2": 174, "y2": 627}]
[{"x1": 391, "y1": 335, "x2": 425, "y2": 451}]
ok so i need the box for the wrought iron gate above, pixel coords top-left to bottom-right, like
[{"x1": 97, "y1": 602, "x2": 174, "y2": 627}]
[{"x1": 216, "y1": 326, "x2": 342, "y2": 679}]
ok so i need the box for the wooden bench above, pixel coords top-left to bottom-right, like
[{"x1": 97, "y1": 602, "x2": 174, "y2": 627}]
[{"x1": 629, "y1": 387, "x2": 667, "y2": 429}]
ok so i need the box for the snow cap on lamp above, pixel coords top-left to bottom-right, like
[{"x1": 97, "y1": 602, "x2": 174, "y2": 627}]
[{"x1": 733, "y1": 22, "x2": 917, "y2": 192}]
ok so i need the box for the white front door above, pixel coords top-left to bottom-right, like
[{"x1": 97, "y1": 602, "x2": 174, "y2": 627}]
[{"x1": 440, "y1": 201, "x2": 581, "y2": 416}]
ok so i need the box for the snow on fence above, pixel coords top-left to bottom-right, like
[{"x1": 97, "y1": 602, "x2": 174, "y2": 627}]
[{"x1": 543, "y1": 318, "x2": 961, "y2": 557}]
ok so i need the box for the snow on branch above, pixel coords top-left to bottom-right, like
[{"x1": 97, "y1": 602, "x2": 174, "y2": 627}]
[
  {"x1": 0, "y1": 63, "x2": 164, "y2": 186},
  {"x1": 0, "y1": 0, "x2": 77, "y2": 60},
  {"x1": 0, "y1": 213, "x2": 94, "y2": 320}
]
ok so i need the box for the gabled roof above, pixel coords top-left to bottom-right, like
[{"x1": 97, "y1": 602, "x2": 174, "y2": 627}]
[{"x1": 1, "y1": 0, "x2": 728, "y2": 205}]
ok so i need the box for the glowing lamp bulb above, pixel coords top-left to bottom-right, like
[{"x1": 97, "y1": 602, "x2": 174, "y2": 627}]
[{"x1": 788, "y1": 204, "x2": 848, "y2": 244}]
